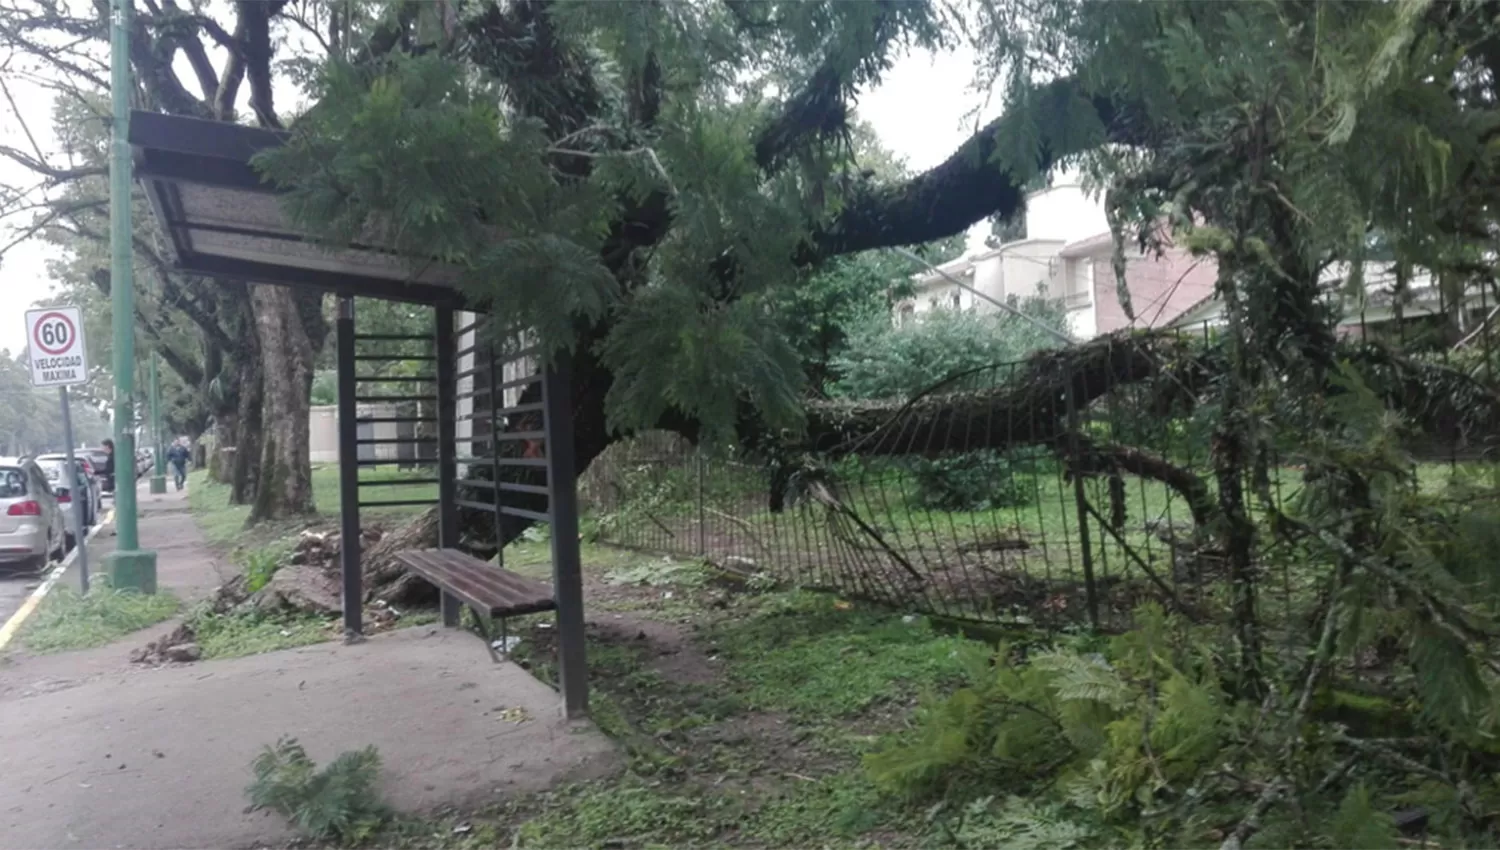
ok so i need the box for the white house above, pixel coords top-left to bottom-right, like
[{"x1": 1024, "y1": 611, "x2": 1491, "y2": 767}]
[{"x1": 899, "y1": 170, "x2": 1214, "y2": 339}]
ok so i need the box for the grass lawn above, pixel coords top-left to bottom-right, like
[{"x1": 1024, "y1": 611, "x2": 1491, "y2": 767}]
[
  {"x1": 20, "y1": 584, "x2": 180, "y2": 654},
  {"x1": 188, "y1": 466, "x2": 436, "y2": 548}
]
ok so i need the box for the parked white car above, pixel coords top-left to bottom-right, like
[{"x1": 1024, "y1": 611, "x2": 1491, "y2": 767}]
[
  {"x1": 0, "y1": 458, "x2": 67, "y2": 574},
  {"x1": 34, "y1": 456, "x2": 99, "y2": 544}
]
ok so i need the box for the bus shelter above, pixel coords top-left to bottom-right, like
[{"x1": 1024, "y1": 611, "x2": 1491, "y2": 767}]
[{"x1": 129, "y1": 111, "x2": 588, "y2": 717}]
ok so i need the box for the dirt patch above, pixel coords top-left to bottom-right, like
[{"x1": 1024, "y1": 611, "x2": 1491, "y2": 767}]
[{"x1": 591, "y1": 616, "x2": 719, "y2": 686}]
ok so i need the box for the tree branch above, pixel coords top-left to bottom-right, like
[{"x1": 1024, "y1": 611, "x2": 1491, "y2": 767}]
[
  {"x1": 152, "y1": 0, "x2": 225, "y2": 104},
  {"x1": 809, "y1": 78, "x2": 1143, "y2": 260},
  {"x1": 238, "y1": 0, "x2": 287, "y2": 129},
  {"x1": 790, "y1": 332, "x2": 1192, "y2": 458},
  {"x1": 88, "y1": 268, "x2": 206, "y2": 389}
]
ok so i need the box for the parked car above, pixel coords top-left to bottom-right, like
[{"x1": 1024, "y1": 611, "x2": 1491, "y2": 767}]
[
  {"x1": 0, "y1": 458, "x2": 67, "y2": 574},
  {"x1": 33, "y1": 456, "x2": 99, "y2": 541},
  {"x1": 81, "y1": 447, "x2": 114, "y2": 496}
]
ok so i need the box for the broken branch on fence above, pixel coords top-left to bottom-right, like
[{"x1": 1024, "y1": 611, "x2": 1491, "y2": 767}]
[
  {"x1": 800, "y1": 478, "x2": 925, "y2": 583},
  {"x1": 1220, "y1": 566, "x2": 1345, "y2": 850},
  {"x1": 794, "y1": 332, "x2": 1197, "y2": 458},
  {"x1": 703, "y1": 506, "x2": 772, "y2": 559},
  {"x1": 1069, "y1": 434, "x2": 1218, "y2": 529},
  {"x1": 1079, "y1": 499, "x2": 1194, "y2": 618}
]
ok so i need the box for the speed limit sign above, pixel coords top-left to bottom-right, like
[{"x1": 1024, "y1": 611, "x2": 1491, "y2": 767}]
[{"x1": 24, "y1": 306, "x2": 89, "y2": 387}]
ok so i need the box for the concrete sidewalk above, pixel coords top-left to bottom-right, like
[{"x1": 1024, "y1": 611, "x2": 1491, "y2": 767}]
[
  {"x1": 55, "y1": 480, "x2": 231, "y2": 603},
  {"x1": 0, "y1": 480, "x2": 616, "y2": 849}
]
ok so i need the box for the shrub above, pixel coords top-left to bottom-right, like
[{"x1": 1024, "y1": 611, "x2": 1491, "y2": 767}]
[
  {"x1": 247, "y1": 737, "x2": 386, "y2": 843},
  {"x1": 243, "y1": 548, "x2": 281, "y2": 593},
  {"x1": 908, "y1": 451, "x2": 1027, "y2": 511},
  {"x1": 831, "y1": 298, "x2": 1068, "y2": 401}
]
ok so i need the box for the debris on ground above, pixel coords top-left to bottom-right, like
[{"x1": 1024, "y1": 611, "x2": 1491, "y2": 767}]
[
  {"x1": 130, "y1": 623, "x2": 200, "y2": 665},
  {"x1": 253, "y1": 565, "x2": 342, "y2": 616}
]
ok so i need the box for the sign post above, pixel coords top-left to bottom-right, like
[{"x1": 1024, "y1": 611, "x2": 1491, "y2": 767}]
[
  {"x1": 24, "y1": 306, "x2": 92, "y2": 593},
  {"x1": 57, "y1": 388, "x2": 88, "y2": 593}
]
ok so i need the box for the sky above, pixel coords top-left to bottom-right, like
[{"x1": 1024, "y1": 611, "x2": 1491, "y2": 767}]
[{"x1": 0, "y1": 29, "x2": 993, "y2": 355}]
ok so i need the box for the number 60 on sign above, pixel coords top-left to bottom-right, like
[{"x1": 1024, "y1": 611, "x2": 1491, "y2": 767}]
[{"x1": 24, "y1": 306, "x2": 89, "y2": 388}]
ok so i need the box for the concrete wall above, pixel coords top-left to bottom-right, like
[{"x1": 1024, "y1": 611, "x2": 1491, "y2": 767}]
[
  {"x1": 996, "y1": 240, "x2": 1065, "y2": 302},
  {"x1": 1062, "y1": 257, "x2": 1098, "y2": 339},
  {"x1": 307, "y1": 403, "x2": 400, "y2": 465},
  {"x1": 309, "y1": 406, "x2": 338, "y2": 463},
  {"x1": 1025, "y1": 173, "x2": 1108, "y2": 243}
]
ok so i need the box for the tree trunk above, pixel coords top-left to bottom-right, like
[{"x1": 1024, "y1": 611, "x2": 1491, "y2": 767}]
[
  {"x1": 229, "y1": 339, "x2": 264, "y2": 503},
  {"x1": 248, "y1": 284, "x2": 317, "y2": 522}
]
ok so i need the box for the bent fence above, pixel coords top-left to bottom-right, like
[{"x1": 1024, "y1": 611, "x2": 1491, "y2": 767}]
[{"x1": 579, "y1": 324, "x2": 1500, "y2": 633}]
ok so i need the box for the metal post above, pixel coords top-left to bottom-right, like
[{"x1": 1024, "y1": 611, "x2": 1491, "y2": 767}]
[
  {"x1": 103, "y1": 0, "x2": 156, "y2": 592},
  {"x1": 59, "y1": 387, "x2": 89, "y2": 593},
  {"x1": 336, "y1": 297, "x2": 363, "y2": 639},
  {"x1": 544, "y1": 352, "x2": 589, "y2": 718},
  {"x1": 434, "y1": 306, "x2": 461, "y2": 628},
  {"x1": 148, "y1": 352, "x2": 166, "y2": 494},
  {"x1": 1065, "y1": 384, "x2": 1100, "y2": 630},
  {"x1": 696, "y1": 447, "x2": 706, "y2": 557}
]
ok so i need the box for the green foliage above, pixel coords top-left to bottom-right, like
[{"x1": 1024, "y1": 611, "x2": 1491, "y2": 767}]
[
  {"x1": 187, "y1": 609, "x2": 334, "y2": 660},
  {"x1": 1329, "y1": 783, "x2": 1401, "y2": 850},
  {"x1": 831, "y1": 299, "x2": 1068, "y2": 401},
  {"x1": 242, "y1": 548, "x2": 283, "y2": 594},
  {"x1": 777, "y1": 243, "x2": 958, "y2": 393},
  {"x1": 0, "y1": 348, "x2": 111, "y2": 456},
  {"x1": 247, "y1": 737, "x2": 386, "y2": 843},
  {"x1": 603, "y1": 557, "x2": 705, "y2": 588},
  {"x1": 867, "y1": 606, "x2": 1240, "y2": 843},
  {"x1": 21, "y1": 584, "x2": 181, "y2": 654},
  {"x1": 711, "y1": 593, "x2": 970, "y2": 719},
  {"x1": 908, "y1": 450, "x2": 1030, "y2": 512},
  {"x1": 309, "y1": 370, "x2": 337, "y2": 406}
]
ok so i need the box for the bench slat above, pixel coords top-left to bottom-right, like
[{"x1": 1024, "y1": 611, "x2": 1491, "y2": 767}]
[{"x1": 396, "y1": 548, "x2": 556, "y2": 618}]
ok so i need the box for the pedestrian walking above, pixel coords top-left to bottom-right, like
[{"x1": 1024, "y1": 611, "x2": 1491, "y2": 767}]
[{"x1": 167, "y1": 440, "x2": 190, "y2": 491}]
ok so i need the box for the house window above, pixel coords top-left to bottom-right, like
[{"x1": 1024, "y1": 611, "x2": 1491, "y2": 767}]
[
  {"x1": 950, "y1": 292, "x2": 962, "y2": 309},
  {"x1": 1063, "y1": 259, "x2": 1092, "y2": 308}
]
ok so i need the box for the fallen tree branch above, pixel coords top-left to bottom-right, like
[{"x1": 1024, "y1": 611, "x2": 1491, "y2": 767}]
[{"x1": 795, "y1": 332, "x2": 1194, "y2": 457}]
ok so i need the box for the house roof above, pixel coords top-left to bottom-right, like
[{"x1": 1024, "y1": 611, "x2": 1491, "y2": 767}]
[
  {"x1": 1059, "y1": 232, "x2": 1114, "y2": 258},
  {"x1": 129, "y1": 111, "x2": 466, "y2": 306}
]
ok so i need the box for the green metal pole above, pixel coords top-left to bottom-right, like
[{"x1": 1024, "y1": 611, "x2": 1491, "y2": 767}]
[
  {"x1": 105, "y1": 0, "x2": 157, "y2": 592},
  {"x1": 148, "y1": 350, "x2": 166, "y2": 494}
]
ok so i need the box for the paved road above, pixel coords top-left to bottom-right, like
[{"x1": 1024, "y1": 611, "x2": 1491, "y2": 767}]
[{"x1": 0, "y1": 573, "x2": 41, "y2": 630}]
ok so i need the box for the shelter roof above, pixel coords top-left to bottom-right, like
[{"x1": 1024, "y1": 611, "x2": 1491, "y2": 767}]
[{"x1": 129, "y1": 111, "x2": 464, "y2": 306}]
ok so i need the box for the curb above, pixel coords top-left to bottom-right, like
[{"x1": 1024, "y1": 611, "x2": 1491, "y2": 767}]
[{"x1": 0, "y1": 507, "x2": 116, "y2": 652}]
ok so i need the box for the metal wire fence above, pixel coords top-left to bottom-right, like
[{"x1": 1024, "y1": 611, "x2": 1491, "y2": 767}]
[{"x1": 578, "y1": 314, "x2": 1500, "y2": 633}]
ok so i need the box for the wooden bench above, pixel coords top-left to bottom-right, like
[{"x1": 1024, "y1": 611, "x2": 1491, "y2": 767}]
[{"x1": 396, "y1": 548, "x2": 556, "y2": 655}]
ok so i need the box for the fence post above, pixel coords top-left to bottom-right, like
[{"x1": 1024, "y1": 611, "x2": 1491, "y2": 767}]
[
  {"x1": 1065, "y1": 383, "x2": 1101, "y2": 630},
  {"x1": 696, "y1": 446, "x2": 707, "y2": 558}
]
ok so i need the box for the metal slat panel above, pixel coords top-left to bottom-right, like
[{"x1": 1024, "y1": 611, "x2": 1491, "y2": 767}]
[
  {"x1": 498, "y1": 481, "x2": 549, "y2": 496},
  {"x1": 358, "y1": 477, "x2": 439, "y2": 487},
  {"x1": 501, "y1": 505, "x2": 551, "y2": 522},
  {"x1": 359, "y1": 499, "x2": 439, "y2": 508},
  {"x1": 497, "y1": 401, "x2": 544, "y2": 415}
]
